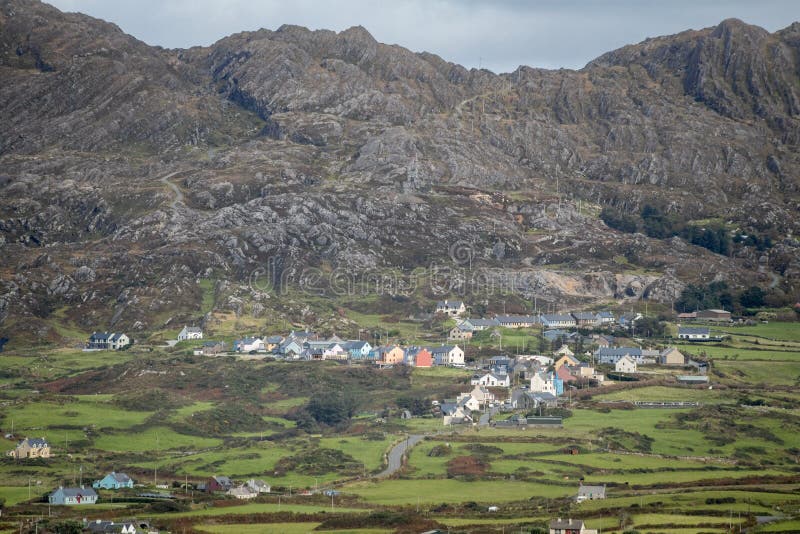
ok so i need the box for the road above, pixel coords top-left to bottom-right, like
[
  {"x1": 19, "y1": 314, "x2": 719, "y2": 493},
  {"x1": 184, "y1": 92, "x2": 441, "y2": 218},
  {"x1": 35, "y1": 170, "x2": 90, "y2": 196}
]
[
  {"x1": 376, "y1": 434, "x2": 425, "y2": 478},
  {"x1": 159, "y1": 170, "x2": 188, "y2": 210}
]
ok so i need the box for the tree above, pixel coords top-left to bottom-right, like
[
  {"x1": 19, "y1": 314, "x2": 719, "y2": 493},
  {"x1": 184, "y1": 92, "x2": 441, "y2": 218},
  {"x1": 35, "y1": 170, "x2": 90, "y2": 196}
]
[
  {"x1": 739, "y1": 286, "x2": 766, "y2": 308},
  {"x1": 635, "y1": 316, "x2": 665, "y2": 338},
  {"x1": 307, "y1": 389, "x2": 359, "y2": 426}
]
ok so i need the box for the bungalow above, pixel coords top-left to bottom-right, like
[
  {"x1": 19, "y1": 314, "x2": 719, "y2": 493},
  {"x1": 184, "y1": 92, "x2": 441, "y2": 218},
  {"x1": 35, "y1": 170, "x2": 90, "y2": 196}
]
[
  {"x1": 177, "y1": 326, "x2": 203, "y2": 341},
  {"x1": 246, "y1": 479, "x2": 271, "y2": 494},
  {"x1": 577, "y1": 484, "x2": 606, "y2": 501},
  {"x1": 227, "y1": 485, "x2": 257, "y2": 500},
  {"x1": 405, "y1": 346, "x2": 433, "y2": 367},
  {"x1": 494, "y1": 314, "x2": 539, "y2": 328},
  {"x1": 431, "y1": 345, "x2": 465, "y2": 367},
  {"x1": 93, "y1": 472, "x2": 134, "y2": 490},
  {"x1": 696, "y1": 309, "x2": 732, "y2": 322},
  {"x1": 571, "y1": 312, "x2": 599, "y2": 327},
  {"x1": 614, "y1": 355, "x2": 637, "y2": 374},
  {"x1": 206, "y1": 476, "x2": 233, "y2": 493},
  {"x1": 461, "y1": 318, "x2": 499, "y2": 331},
  {"x1": 344, "y1": 340, "x2": 372, "y2": 360},
  {"x1": 234, "y1": 337, "x2": 265, "y2": 353},
  {"x1": 659, "y1": 347, "x2": 685, "y2": 366},
  {"x1": 548, "y1": 518, "x2": 597, "y2": 534},
  {"x1": 87, "y1": 332, "x2": 130, "y2": 350},
  {"x1": 471, "y1": 372, "x2": 510, "y2": 388},
  {"x1": 436, "y1": 300, "x2": 467, "y2": 317},
  {"x1": 7, "y1": 437, "x2": 50, "y2": 459},
  {"x1": 678, "y1": 326, "x2": 710, "y2": 341},
  {"x1": 195, "y1": 340, "x2": 225, "y2": 356},
  {"x1": 540, "y1": 314, "x2": 577, "y2": 329},
  {"x1": 49, "y1": 486, "x2": 98, "y2": 505},
  {"x1": 449, "y1": 323, "x2": 474, "y2": 340}
]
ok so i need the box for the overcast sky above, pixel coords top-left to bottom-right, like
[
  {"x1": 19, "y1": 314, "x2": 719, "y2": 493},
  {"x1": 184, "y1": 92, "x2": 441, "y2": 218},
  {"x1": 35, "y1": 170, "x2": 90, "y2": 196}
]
[{"x1": 47, "y1": 0, "x2": 800, "y2": 73}]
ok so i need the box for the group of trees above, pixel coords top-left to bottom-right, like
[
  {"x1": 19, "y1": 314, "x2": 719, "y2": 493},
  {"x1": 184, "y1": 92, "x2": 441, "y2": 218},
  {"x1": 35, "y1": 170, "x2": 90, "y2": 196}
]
[
  {"x1": 675, "y1": 282, "x2": 776, "y2": 313},
  {"x1": 600, "y1": 204, "x2": 732, "y2": 255}
]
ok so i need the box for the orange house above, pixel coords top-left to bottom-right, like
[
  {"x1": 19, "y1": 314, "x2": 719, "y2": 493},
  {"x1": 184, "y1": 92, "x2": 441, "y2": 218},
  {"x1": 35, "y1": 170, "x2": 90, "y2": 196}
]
[
  {"x1": 378, "y1": 345, "x2": 405, "y2": 365},
  {"x1": 409, "y1": 347, "x2": 432, "y2": 368}
]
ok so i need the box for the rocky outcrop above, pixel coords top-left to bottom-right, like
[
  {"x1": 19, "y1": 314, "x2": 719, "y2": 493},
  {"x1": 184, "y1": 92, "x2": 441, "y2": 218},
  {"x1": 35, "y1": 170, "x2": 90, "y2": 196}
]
[{"x1": 0, "y1": 2, "x2": 798, "y2": 336}]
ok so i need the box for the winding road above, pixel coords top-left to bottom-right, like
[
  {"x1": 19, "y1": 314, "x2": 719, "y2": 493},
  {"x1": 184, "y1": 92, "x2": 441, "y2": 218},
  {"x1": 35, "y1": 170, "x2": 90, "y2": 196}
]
[
  {"x1": 376, "y1": 434, "x2": 425, "y2": 478},
  {"x1": 159, "y1": 170, "x2": 188, "y2": 211}
]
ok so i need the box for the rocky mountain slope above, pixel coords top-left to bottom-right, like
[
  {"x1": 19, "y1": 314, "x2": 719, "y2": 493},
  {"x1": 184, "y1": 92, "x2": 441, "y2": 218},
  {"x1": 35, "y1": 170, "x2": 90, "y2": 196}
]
[{"x1": 0, "y1": 0, "x2": 798, "y2": 340}]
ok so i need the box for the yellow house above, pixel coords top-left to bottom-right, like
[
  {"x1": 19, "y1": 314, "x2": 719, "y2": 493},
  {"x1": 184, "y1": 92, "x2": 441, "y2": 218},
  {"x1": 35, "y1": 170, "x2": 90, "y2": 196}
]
[
  {"x1": 7, "y1": 437, "x2": 51, "y2": 459},
  {"x1": 379, "y1": 345, "x2": 406, "y2": 365},
  {"x1": 554, "y1": 354, "x2": 579, "y2": 370}
]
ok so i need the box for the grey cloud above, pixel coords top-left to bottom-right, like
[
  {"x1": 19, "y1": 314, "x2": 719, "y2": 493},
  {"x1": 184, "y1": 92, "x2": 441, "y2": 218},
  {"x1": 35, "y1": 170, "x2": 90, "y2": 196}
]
[{"x1": 48, "y1": 0, "x2": 800, "y2": 73}]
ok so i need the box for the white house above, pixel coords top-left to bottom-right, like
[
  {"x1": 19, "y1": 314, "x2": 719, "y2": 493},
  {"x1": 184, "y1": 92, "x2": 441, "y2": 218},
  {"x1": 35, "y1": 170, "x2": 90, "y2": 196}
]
[
  {"x1": 246, "y1": 479, "x2": 271, "y2": 494},
  {"x1": 235, "y1": 337, "x2": 265, "y2": 352},
  {"x1": 431, "y1": 345, "x2": 465, "y2": 367},
  {"x1": 615, "y1": 355, "x2": 637, "y2": 374},
  {"x1": 226, "y1": 485, "x2": 257, "y2": 500},
  {"x1": 436, "y1": 300, "x2": 466, "y2": 317},
  {"x1": 178, "y1": 326, "x2": 203, "y2": 341},
  {"x1": 471, "y1": 372, "x2": 510, "y2": 387},
  {"x1": 530, "y1": 371, "x2": 557, "y2": 395},
  {"x1": 678, "y1": 326, "x2": 711, "y2": 340}
]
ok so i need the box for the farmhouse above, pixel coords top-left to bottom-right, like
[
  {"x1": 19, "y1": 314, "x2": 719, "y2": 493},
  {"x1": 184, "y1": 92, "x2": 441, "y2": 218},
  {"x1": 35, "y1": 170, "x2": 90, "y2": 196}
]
[
  {"x1": 615, "y1": 355, "x2": 637, "y2": 374},
  {"x1": 7, "y1": 437, "x2": 50, "y2": 459},
  {"x1": 177, "y1": 326, "x2": 203, "y2": 341},
  {"x1": 87, "y1": 332, "x2": 130, "y2": 350},
  {"x1": 49, "y1": 486, "x2": 98, "y2": 505},
  {"x1": 93, "y1": 472, "x2": 134, "y2": 490},
  {"x1": 577, "y1": 484, "x2": 606, "y2": 501},
  {"x1": 436, "y1": 299, "x2": 466, "y2": 317},
  {"x1": 549, "y1": 518, "x2": 597, "y2": 534},
  {"x1": 678, "y1": 326, "x2": 710, "y2": 341}
]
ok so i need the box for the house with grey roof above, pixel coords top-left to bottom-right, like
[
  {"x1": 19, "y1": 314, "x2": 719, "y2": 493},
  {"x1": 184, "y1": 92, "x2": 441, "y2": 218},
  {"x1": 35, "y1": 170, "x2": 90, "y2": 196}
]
[
  {"x1": 571, "y1": 312, "x2": 599, "y2": 327},
  {"x1": 87, "y1": 332, "x2": 130, "y2": 350},
  {"x1": 678, "y1": 326, "x2": 710, "y2": 340},
  {"x1": 49, "y1": 486, "x2": 98, "y2": 505},
  {"x1": 177, "y1": 326, "x2": 203, "y2": 341},
  {"x1": 435, "y1": 299, "x2": 466, "y2": 317},
  {"x1": 577, "y1": 483, "x2": 607, "y2": 501},
  {"x1": 461, "y1": 318, "x2": 500, "y2": 330},
  {"x1": 540, "y1": 314, "x2": 577, "y2": 329},
  {"x1": 7, "y1": 437, "x2": 50, "y2": 459},
  {"x1": 93, "y1": 472, "x2": 134, "y2": 490},
  {"x1": 548, "y1": 517, "x2": 597, "y2": 534}
]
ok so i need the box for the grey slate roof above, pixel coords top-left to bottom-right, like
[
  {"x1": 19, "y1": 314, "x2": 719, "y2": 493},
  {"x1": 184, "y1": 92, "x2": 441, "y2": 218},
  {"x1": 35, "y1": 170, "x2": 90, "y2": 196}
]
[
  {"x1": 678, "y1": 326, "x2": 710, "y2": 335},
  {"x1": 56, "y1": 487, "x2": 98, "y2": 498}
]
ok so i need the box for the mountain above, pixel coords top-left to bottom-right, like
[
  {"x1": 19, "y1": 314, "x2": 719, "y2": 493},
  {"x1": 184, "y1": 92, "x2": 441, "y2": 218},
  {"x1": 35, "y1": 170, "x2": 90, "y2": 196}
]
[{"x1": 0, "y1": 0, "x2": 798, "y2": 341}]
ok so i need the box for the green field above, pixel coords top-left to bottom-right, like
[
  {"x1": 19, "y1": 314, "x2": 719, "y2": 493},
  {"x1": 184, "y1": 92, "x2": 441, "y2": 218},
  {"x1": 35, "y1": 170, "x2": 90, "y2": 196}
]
[{"x1": 93, "y1": 426, "x2": 222, "y2": 452}]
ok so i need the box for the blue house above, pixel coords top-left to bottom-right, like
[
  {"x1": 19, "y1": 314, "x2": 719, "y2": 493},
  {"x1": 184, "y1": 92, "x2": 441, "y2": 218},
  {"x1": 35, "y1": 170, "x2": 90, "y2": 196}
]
[
  {"x1": 93, "y1": 472, "x2": 134, "y2": 490},
  {"x1": 49, "y1": 486, "x2": 98, "y2": 505},
  {"x1": 344, "y1": 341, "x2": 372, "y2": 360}
]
